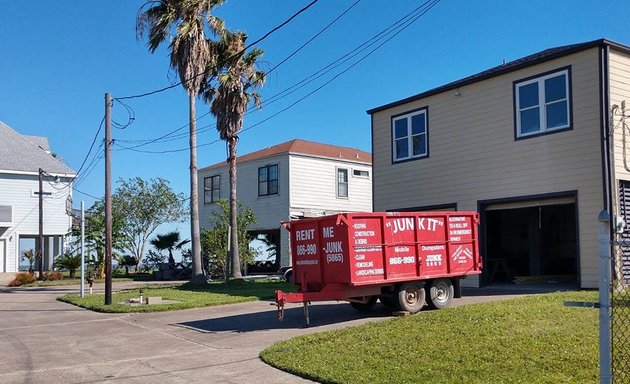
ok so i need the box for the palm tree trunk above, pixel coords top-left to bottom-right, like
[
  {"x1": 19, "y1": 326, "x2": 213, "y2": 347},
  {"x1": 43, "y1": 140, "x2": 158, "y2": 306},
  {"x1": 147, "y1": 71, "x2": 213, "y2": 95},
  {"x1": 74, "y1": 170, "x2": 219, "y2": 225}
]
[
  {"x1": 229, "y1": 137, "x2": 242, "y2": 278},
  {"x1": 189, "y1": 91, "x2": 205, "y2": 282}
]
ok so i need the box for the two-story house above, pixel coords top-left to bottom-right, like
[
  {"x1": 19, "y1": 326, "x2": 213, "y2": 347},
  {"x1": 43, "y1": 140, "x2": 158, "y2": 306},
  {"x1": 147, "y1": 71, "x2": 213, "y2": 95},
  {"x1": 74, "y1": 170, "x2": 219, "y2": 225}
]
[
  {"x1": 368, "y1": 39, "x2": 630, "y2": 289},
  {"x1": 198, "y1": 139, "x2": 372, "y2": 270},
  {"x1": 0, "y1": 121, "x2": 76, "y2": 274}
]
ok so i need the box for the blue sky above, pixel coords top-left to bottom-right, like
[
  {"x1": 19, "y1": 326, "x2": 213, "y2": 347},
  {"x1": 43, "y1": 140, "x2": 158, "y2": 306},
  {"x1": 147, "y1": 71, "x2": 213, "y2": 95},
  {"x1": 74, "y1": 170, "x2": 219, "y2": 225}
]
[{"x1": 2, "y1": 0, "x2": 630, "y2": 241}]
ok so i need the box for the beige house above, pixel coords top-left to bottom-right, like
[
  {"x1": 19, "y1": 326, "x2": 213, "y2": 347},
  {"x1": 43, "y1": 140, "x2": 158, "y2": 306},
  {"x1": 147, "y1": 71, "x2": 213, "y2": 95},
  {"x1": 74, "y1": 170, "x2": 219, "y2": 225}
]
[
  {"x1": 368, "y1": 39, "x2": 630, "y2": 289},
  {"x1": 198, "y1": 139, "x2": 372, "y2": 271}
]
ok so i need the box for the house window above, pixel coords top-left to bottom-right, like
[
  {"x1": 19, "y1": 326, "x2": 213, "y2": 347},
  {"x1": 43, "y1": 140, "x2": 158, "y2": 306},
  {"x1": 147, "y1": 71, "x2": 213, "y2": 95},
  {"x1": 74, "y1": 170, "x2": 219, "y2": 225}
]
[
  {"x1": 337, "y1": 168, "x2": 348, "y2": 198},
  {"x1": 258, "y1": 164, "x2": 278, "y2": 196},
  {"x1": 515, "y1": 68, "x2": 571, "y2": 138},
  {"x1": 204, "y1": 175, "x2": 220, "y2": 203},
  {"x1": 353, "y1": 170, "x2": 369, "y2": 178},
  {"x1": 392, "y1": 108, "x2": 428, "y2": 162}
]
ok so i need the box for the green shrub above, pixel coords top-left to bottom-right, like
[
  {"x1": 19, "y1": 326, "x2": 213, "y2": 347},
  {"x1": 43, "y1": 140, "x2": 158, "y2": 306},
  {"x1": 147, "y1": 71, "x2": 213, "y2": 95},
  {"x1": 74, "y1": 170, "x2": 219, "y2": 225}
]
[{"x1": 8, "y1": 272, "x2": 37, "y2": 287}]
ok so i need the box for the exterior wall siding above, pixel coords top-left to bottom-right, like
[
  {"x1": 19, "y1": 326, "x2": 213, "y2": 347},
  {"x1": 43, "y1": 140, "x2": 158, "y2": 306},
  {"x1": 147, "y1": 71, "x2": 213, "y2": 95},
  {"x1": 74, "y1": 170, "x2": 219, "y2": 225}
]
[
  {"x1": 609, "y1": 48, "x2": 630, "y2": 200},
  {"x1": 0, "y1": 173, "x2": 73, "y2": 273},
  {"x1": 372, "y1": 48, "x2": 603, "y2": 288},
  {"x1": 289, "y1": 155, "x2": 372, "y2": 213},
  {"x1": 199, "y1": 152, "x2": 373, "y2": 268}
]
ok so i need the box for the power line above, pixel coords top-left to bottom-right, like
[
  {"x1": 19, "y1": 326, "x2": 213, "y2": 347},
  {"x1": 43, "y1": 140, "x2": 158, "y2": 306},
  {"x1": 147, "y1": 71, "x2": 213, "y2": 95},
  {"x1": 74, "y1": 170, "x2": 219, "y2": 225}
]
[
  {"x1": 112, "y1": 0, "x2": 440, "y2": 155},
  {"x1": 115, "y1": 0, "x2": 319, "y2": 101},
  {"x1": 74, "y1": 116, "x2": 105, "y2": 176},
  {"x1": 112, "y1": 0, "x2": 356, "y2": 149},
  {"x1": 74, "y1": 187, "x2": 102, "y2": 201}
]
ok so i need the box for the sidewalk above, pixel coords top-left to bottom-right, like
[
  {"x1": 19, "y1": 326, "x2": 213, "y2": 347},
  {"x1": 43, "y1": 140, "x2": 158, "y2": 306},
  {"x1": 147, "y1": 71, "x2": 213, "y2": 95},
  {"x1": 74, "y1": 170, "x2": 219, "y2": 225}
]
[{"x1": 0, "y1": 277, "x2": 575, "y2": 384}]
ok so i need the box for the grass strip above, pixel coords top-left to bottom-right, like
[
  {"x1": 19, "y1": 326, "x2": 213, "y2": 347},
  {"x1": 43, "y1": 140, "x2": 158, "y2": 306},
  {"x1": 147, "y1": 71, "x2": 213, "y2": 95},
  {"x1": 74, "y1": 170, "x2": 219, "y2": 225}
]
[
  {"x1": 59, "y1": 279, "x2": 294, "y2": 313},
  {"x1": 261, "y1": 291, "x2": 599, "y2": 384}
]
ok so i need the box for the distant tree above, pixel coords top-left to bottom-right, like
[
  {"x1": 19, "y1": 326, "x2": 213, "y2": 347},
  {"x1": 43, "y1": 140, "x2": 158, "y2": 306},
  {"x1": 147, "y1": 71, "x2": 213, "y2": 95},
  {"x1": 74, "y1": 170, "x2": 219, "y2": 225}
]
[
  {"x1": 137, "y1": 0, "x2": 225, "y2": 283},
  {"x1": 142, "y1": 250, "x2": 166, "y2": 273},
  {"x1": 114, "y1": 255, "x2": 138, "y2": 277},
  {"x1": 114, "y1": 177, "x2": 185, "y2": 270},
  {"x1": 201, "y1": 199, "x2": 257, "y2": 278},
  {"x1": 77, "y1": 200, "x2": 126, "y2": 279},
  {"x1": 53, "y1": 253, "x2": 81, "y2": 278},
  {"x1": 203, "y1": 31, "x2": 265, "y2": 278},
  {"x1": 150, "y1": 231, "x2": 190, "y2": 269},
  {"x1": 21, "y1": 249, "x2": 37, "y2": 274}
]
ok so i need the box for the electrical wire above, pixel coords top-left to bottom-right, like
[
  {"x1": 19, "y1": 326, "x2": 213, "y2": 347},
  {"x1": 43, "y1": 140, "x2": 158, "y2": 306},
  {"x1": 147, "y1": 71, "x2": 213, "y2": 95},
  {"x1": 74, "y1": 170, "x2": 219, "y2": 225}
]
[
  {"x1": 115, "y1": 0, "x2": 319, "y2": 101},
  {"x1": 112, "y1": 0, "x2": 436, "y2": 151},
  {"x1": 112, "y1": 0, "x2": 440, "y2": 154}
]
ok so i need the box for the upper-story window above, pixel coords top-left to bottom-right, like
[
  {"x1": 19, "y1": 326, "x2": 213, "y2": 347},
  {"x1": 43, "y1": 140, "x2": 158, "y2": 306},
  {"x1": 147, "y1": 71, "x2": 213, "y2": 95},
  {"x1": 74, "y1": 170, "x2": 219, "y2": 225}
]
[
  {"x1": 204, "y1": 175, "x2": 220, "y2": 204},
  {"x1": 337, "y1": 168, "x2": 348, "y2": 198},
  {"x1": 514, "y1": 68, "x2": 571, "y2": 139},
  {"x1": 258, "y1": 164, "x2": 278, "y2": 196},
  {"x1": 392, "y1": 107, "x2": 428, "y2": 163}
]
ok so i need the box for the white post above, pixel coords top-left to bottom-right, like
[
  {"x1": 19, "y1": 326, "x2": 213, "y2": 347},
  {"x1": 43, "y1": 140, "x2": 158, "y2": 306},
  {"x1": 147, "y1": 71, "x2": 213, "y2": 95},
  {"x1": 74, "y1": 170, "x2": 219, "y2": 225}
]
[
  {"x1": 80, "y1": 201, "x2": 85, "y2": 298},
  {"x1": 598, "y1": 210, "x2": 612, "y2": 384}
]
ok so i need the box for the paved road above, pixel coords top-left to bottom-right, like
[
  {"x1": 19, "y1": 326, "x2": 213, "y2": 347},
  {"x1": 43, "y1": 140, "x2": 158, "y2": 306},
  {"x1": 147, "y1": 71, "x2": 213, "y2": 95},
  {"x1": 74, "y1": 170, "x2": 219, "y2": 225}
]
[{"x1": 0, "y1": 280, "x2": 572, "y2": 384}]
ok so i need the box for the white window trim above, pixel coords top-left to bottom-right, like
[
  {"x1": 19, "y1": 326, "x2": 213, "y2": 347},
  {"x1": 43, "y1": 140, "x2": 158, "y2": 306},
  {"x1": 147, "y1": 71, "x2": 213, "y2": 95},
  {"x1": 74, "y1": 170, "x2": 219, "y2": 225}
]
[
  {"x1": 392, "y1": 109, "x2": 428, "y2": 162},
  {"x1": 336, "y1": 167, "x2": 348, "y2": 199},
  {"x1": 515, "y1": 69, "x2": 570, "y2": 138},
  {"x1": 352, "y1": 169, "x2": 370, "y2": 178}
]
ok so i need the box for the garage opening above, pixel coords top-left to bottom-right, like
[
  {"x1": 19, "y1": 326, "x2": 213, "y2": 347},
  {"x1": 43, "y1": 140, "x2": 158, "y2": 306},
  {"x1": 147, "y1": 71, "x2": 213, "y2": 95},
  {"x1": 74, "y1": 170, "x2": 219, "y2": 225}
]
[{"x1": 484, "y1": 198, "x2": 578, "y2": 285}]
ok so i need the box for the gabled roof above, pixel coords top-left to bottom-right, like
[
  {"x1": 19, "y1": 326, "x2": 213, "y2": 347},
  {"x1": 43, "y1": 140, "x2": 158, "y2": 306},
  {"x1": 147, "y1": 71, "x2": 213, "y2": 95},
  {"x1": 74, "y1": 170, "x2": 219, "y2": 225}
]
[
  {"x1": 367, "y1": 38, "x2": 630, "y2": 114},
  {"x1": 200, "y1": 139, "x2": 371, "y2": 171},
  {"x1": 0, "y1": 121, "x2": 75, "y2": 176}
]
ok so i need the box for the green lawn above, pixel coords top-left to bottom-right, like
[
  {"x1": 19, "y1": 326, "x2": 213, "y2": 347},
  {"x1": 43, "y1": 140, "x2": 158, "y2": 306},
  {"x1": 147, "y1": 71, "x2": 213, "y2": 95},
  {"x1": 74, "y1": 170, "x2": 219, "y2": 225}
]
[
  {"x1": 59, "y1": 279, "x2": 294, "y2": 313},
  {"x1": 261, "y1": 291, "x2": 599, "y2": 384}
]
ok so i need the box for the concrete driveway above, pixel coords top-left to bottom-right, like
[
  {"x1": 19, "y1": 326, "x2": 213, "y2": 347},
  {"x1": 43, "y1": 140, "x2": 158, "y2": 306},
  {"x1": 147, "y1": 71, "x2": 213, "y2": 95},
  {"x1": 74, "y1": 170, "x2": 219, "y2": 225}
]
[{"x1": 0, "y1": 280, "x2": 572, "y2": 384}]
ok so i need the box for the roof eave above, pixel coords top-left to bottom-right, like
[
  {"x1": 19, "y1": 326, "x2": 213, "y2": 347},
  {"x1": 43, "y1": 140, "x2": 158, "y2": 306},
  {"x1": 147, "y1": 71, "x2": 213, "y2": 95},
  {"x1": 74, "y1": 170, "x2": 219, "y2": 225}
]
[{"x1": 367, "y1": 38, "x2": 628, "y2": 115}]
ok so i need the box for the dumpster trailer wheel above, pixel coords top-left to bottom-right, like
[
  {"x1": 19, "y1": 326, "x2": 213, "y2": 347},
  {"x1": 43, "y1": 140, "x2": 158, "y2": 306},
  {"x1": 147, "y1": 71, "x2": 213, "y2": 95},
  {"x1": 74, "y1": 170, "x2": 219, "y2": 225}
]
[
  {"x1": 426, "y1": 278, "x2": 454, "y2": 310},
  {"x1": 350, "y1": 296, "x2": 378, "y2": 311},
  {"x1": 397, "y1": 282, "x2": 426, "y2": 314}
]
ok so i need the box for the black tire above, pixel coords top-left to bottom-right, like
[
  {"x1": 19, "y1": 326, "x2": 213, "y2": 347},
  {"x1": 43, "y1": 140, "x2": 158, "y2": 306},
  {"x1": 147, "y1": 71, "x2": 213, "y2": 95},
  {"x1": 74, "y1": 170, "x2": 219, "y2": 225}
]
[
  {"x1": 350, "y1": 296, "x2": 378, "y2": 311},
  {"x1": 397, "y1": 282, "x2": 426, "y2": 313},
  {"x1": 426, "y1": 278, "x2": 454, "y2": 310},
  {"x1": 379, "y1": 295, "x2": 401, "y2": 309},
  {"x1": 284, "y1": 270, "x2": 293, "y2": 284}
]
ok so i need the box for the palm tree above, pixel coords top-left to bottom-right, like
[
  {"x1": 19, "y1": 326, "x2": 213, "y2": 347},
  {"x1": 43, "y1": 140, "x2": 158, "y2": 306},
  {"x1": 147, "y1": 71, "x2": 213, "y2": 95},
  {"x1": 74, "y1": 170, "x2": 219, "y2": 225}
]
[
  {"x1": 21, "y1": 249, "x2": 38, "y2": 275},
  {"x1": 137, "y1": 0, "x2": 225, "y2": 283},
  {"x1": 203, "y1": 31, "x2": 265, "y2": 278},
  {"x1": 114, "y1": 255, "x2": 138, "y2": 277},
  {"x1": 54, "y1": 253, "x2": 82, "y2": 278},
  {"x1": 150, "y1": 231, "x2": 191, "y2": 269}
]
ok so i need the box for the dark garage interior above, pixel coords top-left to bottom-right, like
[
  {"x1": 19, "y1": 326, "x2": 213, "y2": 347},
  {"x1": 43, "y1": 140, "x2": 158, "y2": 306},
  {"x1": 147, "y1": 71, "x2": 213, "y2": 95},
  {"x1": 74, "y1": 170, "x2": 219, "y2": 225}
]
[{"x1": 484, "y1": 203, "x2": 578, "y2": 284}]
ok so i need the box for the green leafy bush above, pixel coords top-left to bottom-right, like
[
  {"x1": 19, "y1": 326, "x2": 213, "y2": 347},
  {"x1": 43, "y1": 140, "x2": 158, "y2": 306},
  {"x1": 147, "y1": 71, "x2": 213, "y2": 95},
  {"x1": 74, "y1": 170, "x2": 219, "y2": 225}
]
[{"x1": 8, "y1": 272, "x2": 37, "y2": 287}]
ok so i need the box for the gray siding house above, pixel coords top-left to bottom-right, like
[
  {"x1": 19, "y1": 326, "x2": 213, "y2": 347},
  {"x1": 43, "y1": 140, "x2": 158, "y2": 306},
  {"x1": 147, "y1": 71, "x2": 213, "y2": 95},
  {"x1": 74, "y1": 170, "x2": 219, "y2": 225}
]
[
  {"x1": 198, "y1": 139, "x2": 372, "y2": 269},
  {"x1": 0, "y1": 122, "x2": 76, "y2": 273},
  {"x1": 368, "y1": 39, "x2": 630, "y2": 289}
]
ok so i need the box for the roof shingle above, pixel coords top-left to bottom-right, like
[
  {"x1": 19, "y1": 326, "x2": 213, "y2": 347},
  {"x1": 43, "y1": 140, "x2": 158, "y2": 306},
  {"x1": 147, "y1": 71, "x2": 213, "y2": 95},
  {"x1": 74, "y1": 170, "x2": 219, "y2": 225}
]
[
  {"x1": 200, "y1": 139, "x2": 371, "y2": 171},
  {"x1": 0, "y1": 121, "x2": 75, "y2": 175}
]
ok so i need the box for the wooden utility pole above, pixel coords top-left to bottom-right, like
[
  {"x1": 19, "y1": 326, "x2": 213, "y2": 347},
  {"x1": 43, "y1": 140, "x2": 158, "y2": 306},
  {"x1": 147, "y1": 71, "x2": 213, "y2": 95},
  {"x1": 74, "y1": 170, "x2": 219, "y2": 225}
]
[
  {"x1": 105, "y1": 93, "x2": 112, "y2": 305},
  {"x1": 38, "y1": 168, "x2": 44, "y2": 279}
]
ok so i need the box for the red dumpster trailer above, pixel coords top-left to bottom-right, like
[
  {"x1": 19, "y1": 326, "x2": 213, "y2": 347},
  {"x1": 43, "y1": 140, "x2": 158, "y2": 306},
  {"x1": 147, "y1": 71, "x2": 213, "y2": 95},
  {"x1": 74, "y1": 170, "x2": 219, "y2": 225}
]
[{"x1": 275, "y1": 211, "x2": 482, "y2": 323}]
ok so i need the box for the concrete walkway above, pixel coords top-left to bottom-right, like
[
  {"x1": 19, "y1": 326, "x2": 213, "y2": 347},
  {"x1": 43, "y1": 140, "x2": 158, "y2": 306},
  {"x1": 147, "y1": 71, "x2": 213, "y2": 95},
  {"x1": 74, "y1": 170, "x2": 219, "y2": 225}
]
[{"x1": 0, "y1": 278, "x2": 575, "y2": 384}]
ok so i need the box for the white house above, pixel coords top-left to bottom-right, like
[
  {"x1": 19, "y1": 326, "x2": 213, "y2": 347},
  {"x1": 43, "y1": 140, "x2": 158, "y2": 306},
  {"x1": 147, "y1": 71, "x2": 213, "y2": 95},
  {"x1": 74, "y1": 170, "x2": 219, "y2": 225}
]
[
  {"x1": 0, "y1": 121, "x2": 76, "y2": 273},
  {"x1": 367, "y1": 39, "x2": 630, "y2": 288},
  {"x1": 198, "y1": 139, "x2": 372, "y2": 269}
]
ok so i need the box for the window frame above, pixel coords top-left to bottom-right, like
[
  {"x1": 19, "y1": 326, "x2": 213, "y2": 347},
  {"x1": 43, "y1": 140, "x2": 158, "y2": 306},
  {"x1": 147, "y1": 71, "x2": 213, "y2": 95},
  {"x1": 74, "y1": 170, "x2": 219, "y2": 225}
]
[
  {"x1": 352, "y1": 169, "x2": 370, "y2": 178},
  {"x1": 258, "y1": 164, "x2": 279, "y2": 197},
  {"x1": 513, "y1": 67, "x2": 572, "y2": 140},
  {"x1": 391, "y1": 106, "x2": 429, "y2": 163},
  {"x1": 203, "y1": 175, "x2": 221, "y2": 204},
  {"x1": 336, "y1": 168, "x2": 349, "y2": 198}
]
